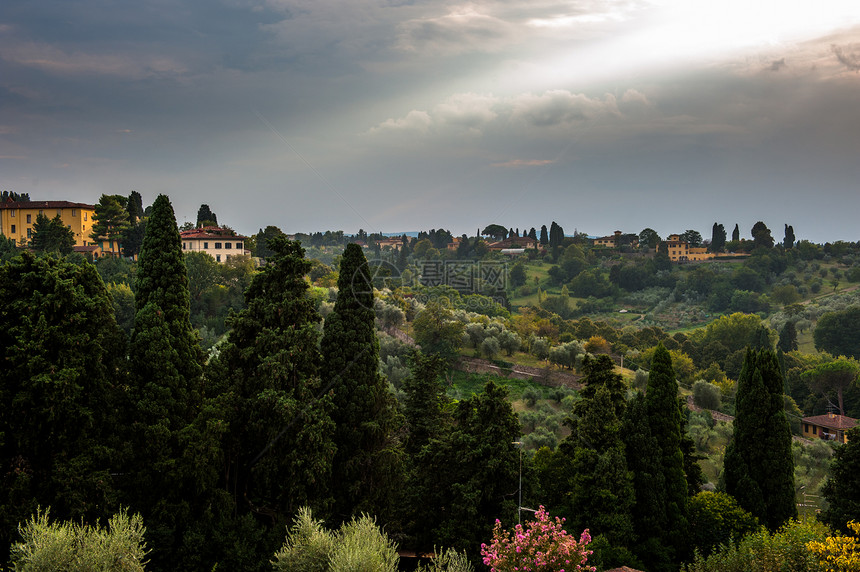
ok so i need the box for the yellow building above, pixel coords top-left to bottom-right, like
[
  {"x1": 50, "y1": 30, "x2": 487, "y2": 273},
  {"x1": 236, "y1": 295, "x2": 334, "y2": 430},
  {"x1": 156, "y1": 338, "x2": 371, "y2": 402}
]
[
  {"x1": 803, "y1": 413, "x2": 856, "y2": 444},
  {"x1": 665, "y1": 234, "x2": 715, "y2": 262},
  {"x1": 0, "y1": 199, "x2": 96, "y2": 247}
]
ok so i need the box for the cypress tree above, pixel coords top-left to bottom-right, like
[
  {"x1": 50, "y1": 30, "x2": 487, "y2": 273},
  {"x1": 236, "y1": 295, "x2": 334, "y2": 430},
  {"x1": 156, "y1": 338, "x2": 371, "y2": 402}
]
[
  {"x1": 644, "y1": 344, "x2": 689, "y2": 565},
  {"x1": 724, "y1": 349, "x2": 796, "y2": 530},
  {"x1": 784, "y1": 224, "x2": 795, "y2": 249},
  {"x1": 320, "y1": 243, "x2": 404, "y2": 522},
  {"x1": 539, "y1": 225, "x2": 548, "y2": 246},
  {"x1": 559, "y1": 355, "x2": 634, "y2": 548},
  {"x1": 732, "y1": 223, "x2": 740, "y2": 242},
  {"x1": 125, "y1": 194, "x2": 205, "y2": 569},
  {"x1": 821, "y1": 426, "x2": 860, "y2": 534}
]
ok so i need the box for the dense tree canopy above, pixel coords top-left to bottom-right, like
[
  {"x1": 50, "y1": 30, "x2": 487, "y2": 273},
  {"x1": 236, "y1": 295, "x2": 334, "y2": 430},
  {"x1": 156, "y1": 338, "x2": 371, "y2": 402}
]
[{"x1": 814, "y1": 307, "x2": 860, "y2": 359}]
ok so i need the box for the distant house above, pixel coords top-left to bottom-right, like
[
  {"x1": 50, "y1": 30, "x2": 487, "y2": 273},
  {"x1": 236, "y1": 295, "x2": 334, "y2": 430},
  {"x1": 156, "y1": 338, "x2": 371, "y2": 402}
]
[
  {"x1": 593, "y1": 230, "x2": 639, "y2": 249},
  {"x1": 180, "y1": 227, "x2": 249, "y2": 263},
  {"x1": 377, "y1": 237, "x2": 406, "y2": 251},
  {"x1": 665, "y1": 234, "x2": 714, "y2": 262},
  {"x1": 0, "y1": 199, "x2": 96, "y2": 248},
  {"x1": 803, "y1": 413, "x2": 857, "y2": 444},
  {"x1": 446, "y1": 236, "x2": 462, "y2": 251},
  {"x1": 487, "y1": 236, "x2": 539, "y2": 251}
]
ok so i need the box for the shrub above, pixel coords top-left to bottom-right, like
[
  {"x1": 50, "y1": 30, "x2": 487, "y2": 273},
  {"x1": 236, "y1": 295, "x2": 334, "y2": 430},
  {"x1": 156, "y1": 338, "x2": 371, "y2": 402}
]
[
  {"x1": 692, "y1": 380, "x2": 722, "y2": 411},
  {"x1": 481, "y1": 506, "x2": 595, "y2": 572},
  {"x1": 10, "y1": 508, "x2": 148, "y2": 572}
]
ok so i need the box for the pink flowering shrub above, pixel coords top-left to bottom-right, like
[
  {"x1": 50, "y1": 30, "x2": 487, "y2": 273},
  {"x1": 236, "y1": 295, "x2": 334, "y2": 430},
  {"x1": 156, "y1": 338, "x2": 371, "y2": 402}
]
[{"x1": 480, "y1": 506, "x2": 595, "y2": 572}]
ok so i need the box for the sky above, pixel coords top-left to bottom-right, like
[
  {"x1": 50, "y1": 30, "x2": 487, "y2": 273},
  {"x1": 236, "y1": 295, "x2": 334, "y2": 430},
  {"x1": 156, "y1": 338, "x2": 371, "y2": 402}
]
[{"x1": 2, "y1": 0, "x2": 860, "y2": 243}]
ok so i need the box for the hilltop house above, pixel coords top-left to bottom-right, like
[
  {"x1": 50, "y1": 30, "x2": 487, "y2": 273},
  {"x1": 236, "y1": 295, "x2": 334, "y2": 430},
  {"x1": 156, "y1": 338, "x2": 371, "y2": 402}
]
[
  {"x1": 181, "y1": 227, "x2": 249, "y2": 263},
  {"x1": 665, "y1": 234, "x2": 714, "y2": 262},
  {"x1": 802, "y1": 413, "x2": 857, "y2": 444},
  {"x1": 0, "y1": 199, "x2": 96, "y2": 248},
  {"x1": 593, "y1": 230, "x2": 639, "y2": 249},
  {"x1": 487, "y1": 236, "x2": 539, "y2": 251}
]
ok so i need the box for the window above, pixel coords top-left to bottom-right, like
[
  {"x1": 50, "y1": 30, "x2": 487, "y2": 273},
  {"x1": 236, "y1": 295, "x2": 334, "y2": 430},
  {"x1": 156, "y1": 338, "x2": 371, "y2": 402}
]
[
  {"x1": 203, "y1": 242, "x2": 209, "y2": 249},
  {"x1": 182, "y1": 242, "x2": 186, "y2": 250},
  {"x1": 72, "y1": 209, "x2": 78, "y2": 217},
  {"x1": 38, "y1": 210, "x2": 43, "y2": 215},
  {"x1": 9, "y1": 210, "x2": 14, "y2": 218},
  {"x1": 216, "y1": 254, "x2": 221, "y2": 262},
  {"x1": 85, "y1": 212, "x2": 88, "y2": 220},
  {"x1": 57, "y1": 209, "x2": 61, "y2": 216},
  {"x1": 27, "y1": 228, "x2": 32, "y2": 238},
  {"x1": 10, "y1": 224, "x2": 15, "y2": 234},
  {"x1": 236, "y1": 242, "x2": 243, "y2": 250},
  {"x1": 215, "y1": 242, "x2": 222, "y2": 249},
  {"x1": 225, "y1": 242, "x2": 232, "y2": 249},
  {"x1": 27, "y1": 214, "x2": 31, "y2": 223},
  {"x1": 813, "y1": 426, "x2": 817, "y2": 435}
]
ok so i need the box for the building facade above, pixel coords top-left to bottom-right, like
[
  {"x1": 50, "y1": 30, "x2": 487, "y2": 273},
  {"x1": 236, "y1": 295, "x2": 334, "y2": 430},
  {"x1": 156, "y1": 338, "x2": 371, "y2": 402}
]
[
  {"x1": 802, "y1": 413, "x2": 857, "y2": 444},
  {"x1": 180, "y1": 227, "x2": 248, "y2": 263},
  {"x1": 0, "y1": 200, "x2": 96, "y2": 247}
]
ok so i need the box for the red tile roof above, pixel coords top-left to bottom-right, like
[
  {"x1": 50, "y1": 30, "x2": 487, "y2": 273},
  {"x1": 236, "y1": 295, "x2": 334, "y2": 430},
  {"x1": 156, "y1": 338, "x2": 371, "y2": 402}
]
[
  {"x1": 0, "y1": 200, "x2": 95, "y2": 209},
  {"x1": 803, "y1": 414, "x2": 857, "y2": 430},
  {"x1": 180, "y1": 227, "x2": 247, "y2": 240}
]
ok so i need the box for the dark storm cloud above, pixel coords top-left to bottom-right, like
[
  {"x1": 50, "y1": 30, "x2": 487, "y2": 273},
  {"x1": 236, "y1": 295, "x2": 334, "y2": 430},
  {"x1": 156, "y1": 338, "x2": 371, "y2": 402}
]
[{"x1": 831, "y1": 44, "x2": 860, "y2": 72}]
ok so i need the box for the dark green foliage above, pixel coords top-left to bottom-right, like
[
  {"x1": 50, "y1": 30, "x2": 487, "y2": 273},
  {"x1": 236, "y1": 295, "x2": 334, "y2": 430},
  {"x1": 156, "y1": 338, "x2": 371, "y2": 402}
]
[
  {"x1": 687, "y1": 491, "x2": 759, "y2": 558},
  {"x1": 123, "y1": 195, "x2": 207, "y2": 571},
  {"x1": 680, "y1": 230, "x2": 703, "y2": 248},
  {"x1": 751, "y1": 221, "x2": 774, "y2": 249},
  {"x1": 403, "y1": 353, "x2": 448, "y2": 457},
  {"x1": 556, "y1": 355, "x2": 634, "y2": 549},
  {"x1": 121, "y1": 219, "x2": 147, "y2": 258},
  {"x1": 814, "y1": 307, "x2": 860, "y2": 359},
  {"x1": 784, "y1": 224, "x2": 795, "y2": 249},
  {"x1": 642, "y1": 345, "x2": 690, "y2": 568},
  {"x1": 623, "y1": 393, "x2": 671, "y2": 568},
  {"x1": 127, "y1": 190, "x2": 144, "y2": 224},
  {"x1": 412, "y1": 300, "x2": 464, "y2": 365},
  {"x1": 89, "y1": 194, "x2": 130, "y2": 251},
  {"x1": 709, "y1": 223, "x2": 726, "y2": 253},
  {"x1": 481, "y1": 224, "x2": 507, "y2": 241},
  {"x1": 411, "y1": 380, "x2": 520, "y2": 555},
  {"x1": 821, "y1": 426, "x2": 860, "y2": 534},
  {"x1": 31, "y1": 213, "x2": 75, "y2": 254},
  {"x1": 539, "y1": 224, "x2": 548, "y2": 245},
  {"x1": 724, "y1": 349, "x2": 796, "y2": 530},
  {"x1": 0, "y1": 233, "x2": 17, "y2": 261},
  {"x1": 133, "y1": 194, "x2": 203, "y2": 385},
  {"x1": 320, "y1": 243, "x2": 404, "y2": 522},
  {"x1": 732, "y1": 223, "x2": 740, "y2": 242},
  {"x1": 204, "y1": 235, "x2": 335, "y2": 559},
  {"x1": 1, "y1": 190, "x2": 30, "y2": 202},
  {"x1": 639, "y1": 228, "x2": 661, "y2": 249},
  {"x1": 0, "y1": 253, "x2": 126, "y2": 561},
  {"x1": 196, "y1": 204, "x2": 218, "y2": 227}
]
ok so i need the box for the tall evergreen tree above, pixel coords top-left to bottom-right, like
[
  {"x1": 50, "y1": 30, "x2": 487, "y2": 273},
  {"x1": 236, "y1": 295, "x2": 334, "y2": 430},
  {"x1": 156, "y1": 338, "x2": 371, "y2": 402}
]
[
  {"x1": 751, "y1": 221, "x2": 774, "y2": 249},
  {"x1": 645, "y1": 344, "x2": 689, "y2": 564},
  {"x1": 528, "y1": 227, "x2": 537, "y2": 241},
  {"x1": 784, "y1": 224, "x2": 795, "y2": 249},
  {"x1": 710, "y1": 223, "x2": 726, "y2": 252},
  {"x1": 205, "y1": 234, "x2": 335, "y2": 543},
  {"x1": 778, "y1": 321, "x2": 798, "y2": 353},
  {"x1": 732, "y1": 223, "x2": 740, "y2": 242},
  {"x1": 558, "y1": 355, "x2": 634, "y2": 549},
  {"x1": 539, "y1": 225, "x2": 549, "y2": 246},
  {"x1": 196, "y1": 204, "x2": 218, "y2": 227},
  {"x1": 0, "y1": 253, "x2": 125, "y2": 562},
  {"x1": 724, "y1": 349, "x2": 796, "y2": 530},
  {"x1": 124, "y1": 194, "x2": 205, "y2": 569},
  {"x1": 127, "y1": 190, "x2": 144, "y2": 224},
  {"x1": 320, "y1": 243, "x2": 404, "y2": 522}
]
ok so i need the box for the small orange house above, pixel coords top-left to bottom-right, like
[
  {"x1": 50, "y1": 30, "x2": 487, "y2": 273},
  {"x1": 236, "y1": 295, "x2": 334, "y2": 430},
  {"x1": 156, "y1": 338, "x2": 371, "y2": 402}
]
[{"x1": 802, "y1": 413, "x2": 857, "y2": 444}]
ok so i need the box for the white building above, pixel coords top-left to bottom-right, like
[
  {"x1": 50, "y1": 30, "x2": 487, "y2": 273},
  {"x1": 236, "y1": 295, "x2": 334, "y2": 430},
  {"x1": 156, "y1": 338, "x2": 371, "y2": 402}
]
[{"x1": 180, "y1": 227, "x2": 249, "y2": 263}]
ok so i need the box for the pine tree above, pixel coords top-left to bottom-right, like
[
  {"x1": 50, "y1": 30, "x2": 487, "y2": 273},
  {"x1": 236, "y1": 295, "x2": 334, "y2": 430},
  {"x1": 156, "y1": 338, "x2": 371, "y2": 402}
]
[
  {"x1": 724, "y1": 349, "x2": 796, "y2": 530},
  {"x1": 89, "y1": 194, "x2": 129, "y2": 253},
  {"x1": 0, "y1": 253, "x2": 126, "y2": 562},
  {"x1": 320, "y1": 243, "x2": 404, "y2": 522},
  {"x1": 31, "y1": 213, "x2": 75, "y2": 254},
  {"x1": 196, "y1": 204, "x2": 218, "y2": 227}
]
